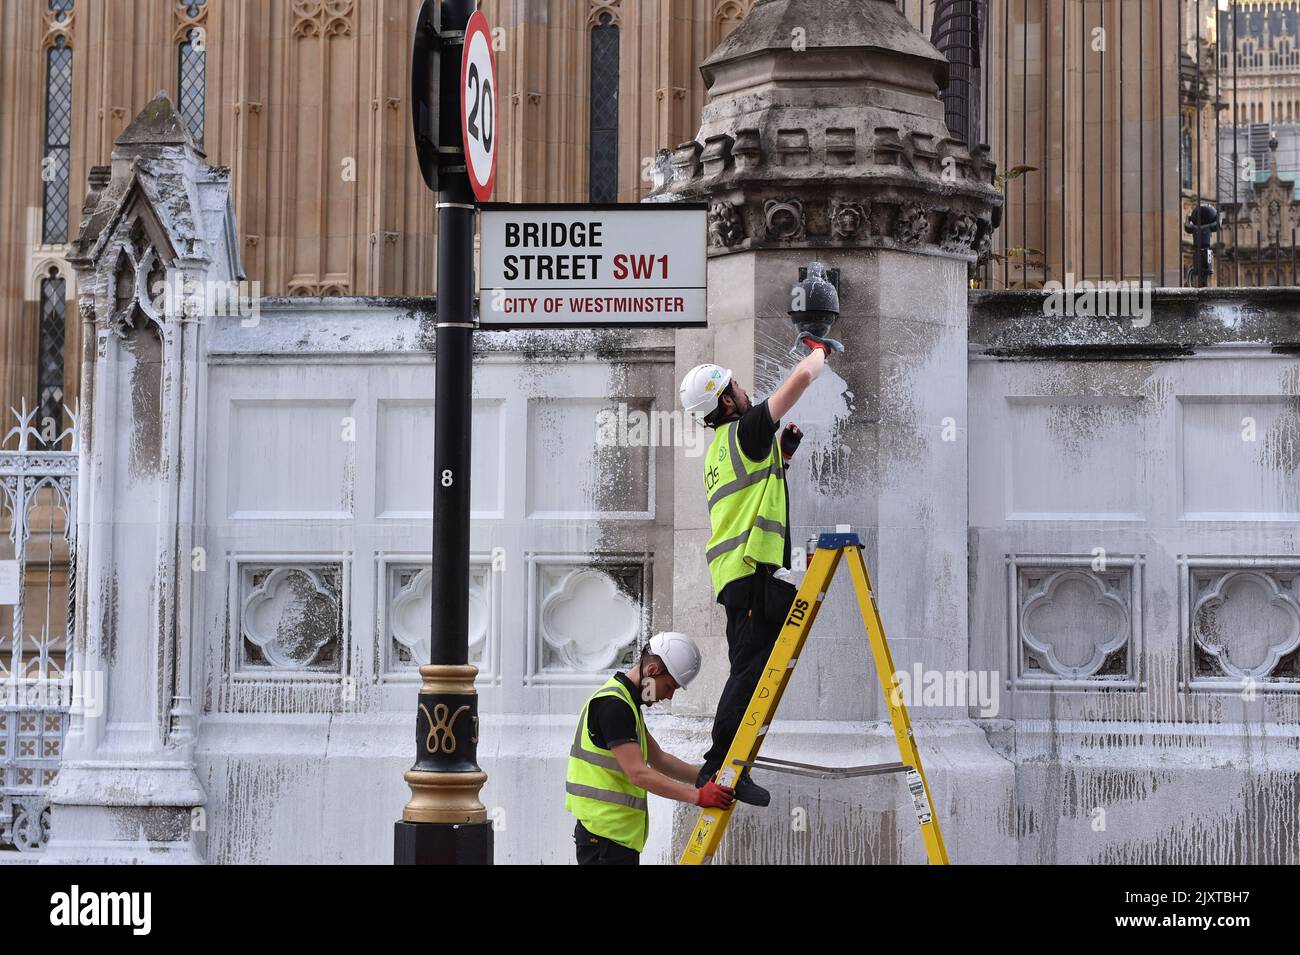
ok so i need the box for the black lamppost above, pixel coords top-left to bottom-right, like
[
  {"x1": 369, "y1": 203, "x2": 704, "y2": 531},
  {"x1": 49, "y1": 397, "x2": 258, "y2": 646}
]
[{"x1": 394, "y1": 0, "x2": 493, "y2": 866}]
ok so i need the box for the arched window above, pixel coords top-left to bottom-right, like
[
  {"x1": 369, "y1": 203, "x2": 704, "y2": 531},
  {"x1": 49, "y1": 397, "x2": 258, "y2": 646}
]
[
  {"x1": 589, "y1": 11, "x2": 620, "y2": 203},
  {"x1": 177, "y1": 1, "x2": 207, "y2": 148},
  {"x1": 38, "y1": 267, "x2": 66, "y2": 440},
  {"x1": 42, "y1": 26, "x2": 73, "y2": 245}
]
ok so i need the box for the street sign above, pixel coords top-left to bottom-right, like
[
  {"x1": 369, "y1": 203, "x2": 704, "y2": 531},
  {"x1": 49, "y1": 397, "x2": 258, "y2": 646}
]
[
  {"x1": 461, "y1": 10, "x2": 497, "y2": 202},
  {"x1": 478, "y1": 203, "x2": 708, "y2": 328},
  {"x1": 410, "y1": 0, "x2": 441, "y2": 192}
]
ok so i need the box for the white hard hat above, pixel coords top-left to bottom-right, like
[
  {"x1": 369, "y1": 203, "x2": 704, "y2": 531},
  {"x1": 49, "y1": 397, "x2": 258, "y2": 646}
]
[
  {"x1": 679, "y1": 363, "x2": 732, "y2": 423},
  {"x1": 647, "y1": 631, "x2": 703, "y2": 688}
]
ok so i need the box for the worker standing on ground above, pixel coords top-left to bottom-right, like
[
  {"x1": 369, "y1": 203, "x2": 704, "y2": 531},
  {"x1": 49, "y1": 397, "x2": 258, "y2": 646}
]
[
  {"x1": 679, "y1": 334, "x2": 835, "y2": 806},
  {"x1": 565, "y1": 631, "x2": 735, "y2": 865}
]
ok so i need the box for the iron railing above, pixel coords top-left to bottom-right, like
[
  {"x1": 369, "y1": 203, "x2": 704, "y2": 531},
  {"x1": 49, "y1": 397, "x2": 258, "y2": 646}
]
[{"x1": 0, "y1": 401, "x2": 77, "y2": 853}]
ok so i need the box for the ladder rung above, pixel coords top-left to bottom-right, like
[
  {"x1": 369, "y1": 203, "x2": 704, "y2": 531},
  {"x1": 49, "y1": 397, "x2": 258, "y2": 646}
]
[{"x1": 737, "y1": 756, "x2": 910, "y2": 780}]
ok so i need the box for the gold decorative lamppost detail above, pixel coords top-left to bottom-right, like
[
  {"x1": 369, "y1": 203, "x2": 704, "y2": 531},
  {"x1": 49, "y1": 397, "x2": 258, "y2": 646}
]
[{"x1": 401, "y1": 664, "x2": 488, "y2": 826}]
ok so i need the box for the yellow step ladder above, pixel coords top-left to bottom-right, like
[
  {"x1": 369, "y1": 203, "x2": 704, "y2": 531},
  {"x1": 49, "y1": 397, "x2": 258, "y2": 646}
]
[{"x1": 679, "y1": 531, "x2": 949, "y2": 865}]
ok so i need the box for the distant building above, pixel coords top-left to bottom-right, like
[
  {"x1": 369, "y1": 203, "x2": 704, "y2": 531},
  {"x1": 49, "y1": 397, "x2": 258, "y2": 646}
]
[{"x1": 1182, "y1": 0, "x2": 1300, "y2": 285}]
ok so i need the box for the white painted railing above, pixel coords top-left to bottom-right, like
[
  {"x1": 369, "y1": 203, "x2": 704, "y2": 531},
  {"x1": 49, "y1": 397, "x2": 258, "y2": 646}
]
[{"x1": 0, "y1": 401, "x2": 77, "y2": 852}]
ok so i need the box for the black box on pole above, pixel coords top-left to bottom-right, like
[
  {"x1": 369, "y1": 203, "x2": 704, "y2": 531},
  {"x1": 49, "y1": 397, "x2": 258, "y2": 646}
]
[{"x1": 394, "y1": 821, "x2": 493, "y2": 866}]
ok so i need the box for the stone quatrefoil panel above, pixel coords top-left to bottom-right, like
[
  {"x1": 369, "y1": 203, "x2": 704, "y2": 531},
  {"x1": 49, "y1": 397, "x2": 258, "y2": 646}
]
[
  {"x1": 1191, "y1": 568, "x2": 1300, "y2": 682},
  {"x1": 1015, "y1": 563, "x2": 1134, "y2": 682},
  {"x1": 240, "y1": 564, "x2": 343, "y2": 671},
  {"x1": 388, "y1": 563, "x2": 491, "y2": 674},
  {"x1": 1011, "y1": 558, "x2": 1300, "y2": 688},
  {"x1": 536, "y1": 563, "x2": 644, "y2": 675}
]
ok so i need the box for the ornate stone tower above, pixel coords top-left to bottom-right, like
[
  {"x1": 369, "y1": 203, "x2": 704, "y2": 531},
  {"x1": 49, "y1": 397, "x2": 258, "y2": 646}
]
[
  {"x1": 43, "y1": 92, "x2": 240, "y2": 862},
  {"x1": 652, "y1": 0, "x2": 1010, "y2": 862}
]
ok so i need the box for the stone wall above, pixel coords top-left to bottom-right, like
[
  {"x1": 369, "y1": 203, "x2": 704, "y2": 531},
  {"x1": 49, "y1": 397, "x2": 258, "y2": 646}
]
[
  {"x1": 193, "y1": 286, "x2": 1300, "y2": 866},
  {"x1": 196, "y1": 299, "x2": 680, "y2": 863},
  {"x1": 969, "y1": 286, "x2": 1300, "y2": 863}
]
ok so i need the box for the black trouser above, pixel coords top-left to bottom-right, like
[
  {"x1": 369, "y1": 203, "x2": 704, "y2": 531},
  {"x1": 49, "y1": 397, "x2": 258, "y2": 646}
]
[
  {"x1": 701, "y1": 569, "x2": 798, "y2": 778},
  {"x1": 574, "y1": 821, "x2": 639, "y2": 865}
]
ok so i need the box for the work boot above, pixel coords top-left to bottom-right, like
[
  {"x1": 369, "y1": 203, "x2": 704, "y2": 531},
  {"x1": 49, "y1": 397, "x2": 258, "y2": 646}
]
[
  {"x1": 732, "y1": 771, "x2": 771, "y2": 807},
  {"x1": 696, "y1": 767, "x2": 771, "y2": 807}
]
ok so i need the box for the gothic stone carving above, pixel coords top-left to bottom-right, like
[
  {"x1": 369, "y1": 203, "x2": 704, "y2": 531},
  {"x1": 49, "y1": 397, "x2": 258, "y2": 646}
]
[
  {"x1": 42, "y1": 2, "x2": 74, "y2": 45},
  {"x1": 830, "y1": 200, "x2": 867, "y2": 239},
  {"x1": 109, "y1": 221, "x2": 167, "y2": 339},
  {"x1": 588, "y1": 0, "x2": 624, "y2": 28},
  {"x1": 944, "y1": 212, "x2": 979, "y2": 252},
  {"x1": 708, "y1": 200, "x2": 745, "y2": 249},
  {"x1": 173, "y1": 0, "x2": 209, "y2": 43},
  {"x1": 894, "y1": 203, "x2": 931, "y2": 246},
  {"x1": 764, "y1": 198, "x2": 805, "y2": 241},
  {"x1": 974, "y1": 216, "x2": 994, "y2": 260},
  {"x1": 292, "y1": 0, "x2": 354, "y2": 39}
]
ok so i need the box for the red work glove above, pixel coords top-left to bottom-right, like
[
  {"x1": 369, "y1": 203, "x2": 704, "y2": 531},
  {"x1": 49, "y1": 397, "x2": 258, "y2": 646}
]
[
  {"x1": 797, "y1": 332, "x2": 844, "y2": 353},
  {"x1": 800, "y1": 334, "x2": 830, "y2": 354},
  {"x1": 695, "y1": 779, "x2": 736, "y2": 810}
]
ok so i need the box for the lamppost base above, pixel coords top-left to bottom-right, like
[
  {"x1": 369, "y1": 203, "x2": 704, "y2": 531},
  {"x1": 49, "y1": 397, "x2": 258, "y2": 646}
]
[{"x1": 394, "y1": 820, "x2": 494, "y2": 865}]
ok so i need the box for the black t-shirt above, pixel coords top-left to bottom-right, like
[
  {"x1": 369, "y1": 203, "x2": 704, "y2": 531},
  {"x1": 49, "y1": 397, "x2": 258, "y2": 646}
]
[
  {"x1": 735, "y1": 398, "x2": 780, "y2": 462},
  {"x1": 718, "y1": 399, "x2": 793, "y2": 608},
  {"x1": 586, "y1": 672, "x2": 645, "y2": 751}
]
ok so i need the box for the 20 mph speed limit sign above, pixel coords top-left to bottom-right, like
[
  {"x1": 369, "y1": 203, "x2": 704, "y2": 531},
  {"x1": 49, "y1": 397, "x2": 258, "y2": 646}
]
[{"x1": 461, "y1": 11, "x2": 497, "y2": 202}]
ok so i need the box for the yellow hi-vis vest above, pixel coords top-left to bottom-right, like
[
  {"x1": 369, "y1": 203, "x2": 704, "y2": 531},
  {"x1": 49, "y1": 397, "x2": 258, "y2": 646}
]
[
  {"x1": 564, "y1": 676, "x2": 650, "y2": 851},
  {"x1": 703, "y1": 419, "x2": 787, "y2": 597}
]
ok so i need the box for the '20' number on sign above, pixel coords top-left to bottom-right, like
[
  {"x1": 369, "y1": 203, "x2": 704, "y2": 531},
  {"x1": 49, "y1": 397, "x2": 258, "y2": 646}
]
[
  {"x1": 461, "y1": 12, "x2": 497, "y2": 201},
  {"x1": 466, "y1": 62, "x2": 493, "y2": 156}
]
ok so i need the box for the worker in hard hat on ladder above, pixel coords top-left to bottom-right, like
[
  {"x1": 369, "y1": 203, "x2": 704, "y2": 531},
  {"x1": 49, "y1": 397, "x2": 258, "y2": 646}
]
[
  {"x1": 565, "y1": 631, "x2": 736, "y2": 865},
  {"x1": 679, "y1": 332, "x2": 837, "y2": 807}
]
